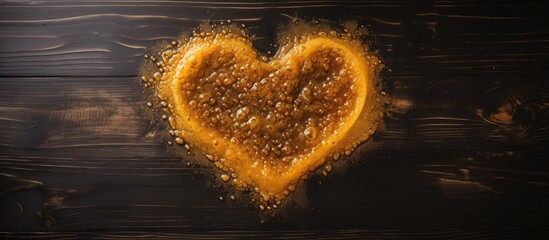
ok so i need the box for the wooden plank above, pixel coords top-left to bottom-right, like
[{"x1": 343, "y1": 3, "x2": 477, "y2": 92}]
[
  {"x1": 1, "y1": 76, "x2": 547, "y2": 152},
  {"x1": 2, "y1": 229, "x2": 549, "y2": 240},
  {"x1": 0, "y1": 76, "x2": 548, "y2": 233},
  {"x1": 1, "y1": 149, "x2": 548, "y2": 232},
  {"x1": 0, "y1": 1, "x2": 547, "y2": 76}
]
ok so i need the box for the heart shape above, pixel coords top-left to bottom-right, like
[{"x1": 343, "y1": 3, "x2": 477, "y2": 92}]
[{"x1": 146, "y1": 26, "x2": 379, "y2": 203}]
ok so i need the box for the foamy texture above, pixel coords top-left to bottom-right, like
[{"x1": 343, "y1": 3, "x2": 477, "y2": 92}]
[{"x1": 140, "y1": 21, "x2": 384, "y2": 212}]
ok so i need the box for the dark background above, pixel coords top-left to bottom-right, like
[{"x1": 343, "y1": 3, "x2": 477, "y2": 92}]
[{"x1": 1, "y1": 0, "x2": 549, "y2": 239}]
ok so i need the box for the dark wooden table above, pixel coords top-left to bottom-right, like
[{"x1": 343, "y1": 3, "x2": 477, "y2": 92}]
[{"x1": 1, "y1": 0, "x2": 549, "y2": 239}]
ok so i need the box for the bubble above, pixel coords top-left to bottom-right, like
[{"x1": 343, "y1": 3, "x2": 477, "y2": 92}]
[
  {"x1": 153, "y1": 72, "x2": 162, "y2": 80},
  {"x1": 288, "y1": 185, "x2": 296, "y2": 192},
  {"x1": 236, "y1": 107, "x2": 249, "y2": 121},
  {"x1": 304, "y1": 127, "x2": 318, "y2": 140},
  {"x1": 223, "y1": 78, "x2": 234, "y2": 85},
  {"x1": 325, "y1": 164, "x2": 333, "y2": 173},
  {"x1": 261, "y1": 193, "x2": 270, "y2": 202},
  {"x1": 322, "y1": 170, "x2": 328, "y2": 176},
  {"x1": 247, "y1": 116, "x2": 261, "y2": 132},
  {"x1": 198, "y1": 93, "x2": 211, "y2": 103},
  {"x1": 221, "y1": 174, "x2": 230, "y2": 182},
  {"x1": 281, "y1": 146, "x2": 291, "y2": 155}
]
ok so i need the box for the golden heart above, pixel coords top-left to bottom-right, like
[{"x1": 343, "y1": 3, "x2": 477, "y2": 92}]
[{"x1": 143, "y1": 25, "x2": 381, "y2": 205}]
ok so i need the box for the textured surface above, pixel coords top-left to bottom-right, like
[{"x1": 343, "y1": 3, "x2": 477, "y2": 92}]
[{"x1": 1, "y1": 0, "x2": 549, "y2": 238}]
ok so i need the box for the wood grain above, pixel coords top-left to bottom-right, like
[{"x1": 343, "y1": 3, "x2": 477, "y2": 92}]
[
  {"x1": 1, "y1": 0, "x2": 549, "y2": 238},
  {"x1": 0, "y1": 1, "x2": 547, "y2": 77}
]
